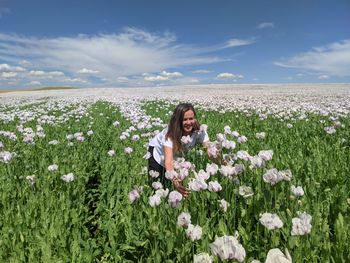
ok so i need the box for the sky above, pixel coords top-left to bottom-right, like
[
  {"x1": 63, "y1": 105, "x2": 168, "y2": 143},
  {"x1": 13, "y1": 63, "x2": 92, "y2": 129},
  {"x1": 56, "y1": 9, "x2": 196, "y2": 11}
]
[{"x1": 0, "y1": 0, "x2": 349, "y2": 89}]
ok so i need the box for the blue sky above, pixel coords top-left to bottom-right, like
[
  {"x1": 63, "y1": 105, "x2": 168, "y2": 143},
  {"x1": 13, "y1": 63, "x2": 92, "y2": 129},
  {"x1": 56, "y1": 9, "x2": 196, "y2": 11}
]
[{"x1": 0, "y1": 0, "x2": 349, "y2": 89}]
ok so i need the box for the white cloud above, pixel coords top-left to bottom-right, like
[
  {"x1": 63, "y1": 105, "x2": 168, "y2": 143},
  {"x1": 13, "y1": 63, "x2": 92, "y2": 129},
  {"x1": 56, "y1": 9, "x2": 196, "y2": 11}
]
[
  {"x1": 49, "y1": 71, "x2": 65, "y2": 77},
  {"x1": 216, "y1": 72, "x2": 244, "y2": 79},
  {"x1": 28, "y1": 81, "x2": 42, "y2": 86},
  {"x1": 64, "y1": 77, "x2": 87, "y2": 83},
  {"x1": 0, "y1": 64, "x2": 11, "y2": 71},
  {"x1": 144, "y1": 75, "x2": 200, "y2": 86},
  {"x1": 160, "y1": 70, "x2": 182, "y2": 78},
  {"x1": 223, "y1": 38, "x2": 255, "y2": 48},
  {"x1": 77, "y1": 68, "x2": 99, "y2": 74},
  {"x1": 193, "y1": 69, "x2": 211, "y2": 74},
  {"x1": 189, "y1": 78, "x2": 199, "y2": 83},
  {"x1": 117, "y1": 76, "x2": 129, "y2": 82},
  {"x1": 257, "y1": 22, "x2": 274, "y2": 29},
  {"x1": 1, "y1": 72, "x2": 17, "y2": 78},
  {"x1": 0, "y1": 63, "x2": 25, "y2": 72},
  {"x1": 217, "y1": 73, "x2": 234, "y2": 79},
  {"x1": 0, "y1": 27, "x2": 262, "y2": 87},
  {"x1": 28, "y1": 70, "x2": 64, "y2": 78},
  {"x1": 28, "y1": 70, "x2": 46, "y2": 77},
  {"x1": 144, "y1": 75, "x2": 169, "y2": 82},
  {"x1": 144, "y1": 70, "x2": 183, "y2": 82},
  {"x1": 18, "y1": 60, "x2": 31, "y2": 67},
  {"x1": 274, "y1": 39, "x2": 350, "y2": 77},
  {"x1": 318, "y1": 75, "x2": 329, "y2": 79},
  {"x1": 0, "y1": 28, "x2": 222, "y2": 87}
]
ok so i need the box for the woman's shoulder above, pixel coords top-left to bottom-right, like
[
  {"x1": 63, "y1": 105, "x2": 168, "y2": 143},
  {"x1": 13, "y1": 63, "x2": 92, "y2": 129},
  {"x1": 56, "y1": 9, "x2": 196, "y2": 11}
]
[
  {"x1": 161, "y1": 126, "x2": 169, "y2": 135},
  {"x1": 157, "y1": 127, "x2": 172, "y2": 142},
  {"x1": 154, "y1": 126, "x2": 168, "y2": 136}
]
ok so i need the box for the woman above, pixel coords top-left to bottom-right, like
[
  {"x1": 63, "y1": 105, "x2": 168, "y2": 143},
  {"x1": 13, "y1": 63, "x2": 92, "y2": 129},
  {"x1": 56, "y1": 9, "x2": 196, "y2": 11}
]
[{"x1": 148, "y1": 103, "x2": 211, "y2": 197}]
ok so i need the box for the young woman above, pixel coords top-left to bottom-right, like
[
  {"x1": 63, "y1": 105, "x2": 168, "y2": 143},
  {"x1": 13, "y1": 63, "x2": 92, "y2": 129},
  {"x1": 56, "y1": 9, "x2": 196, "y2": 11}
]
[{"x1": 148, "y1": 103, "x2": 211, "y2": 197}]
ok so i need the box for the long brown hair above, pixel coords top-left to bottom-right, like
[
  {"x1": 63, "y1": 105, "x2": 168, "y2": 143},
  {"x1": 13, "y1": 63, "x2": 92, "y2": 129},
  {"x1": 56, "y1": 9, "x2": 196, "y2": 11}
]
[{"x1": 166, "y1": 103, "x2": 200, "y2": 153}]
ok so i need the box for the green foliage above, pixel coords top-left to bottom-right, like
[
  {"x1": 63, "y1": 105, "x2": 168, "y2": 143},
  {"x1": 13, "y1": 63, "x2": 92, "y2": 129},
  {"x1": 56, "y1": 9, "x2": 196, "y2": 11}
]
[{"x1": 0, "y1": 100, "x2": 349, "y2": 262}]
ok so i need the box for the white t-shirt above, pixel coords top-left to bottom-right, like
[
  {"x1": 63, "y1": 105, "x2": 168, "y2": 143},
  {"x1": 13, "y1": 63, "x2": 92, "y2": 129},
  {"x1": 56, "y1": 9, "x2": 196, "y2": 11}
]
[{"x1": 149, "y1": 127, "x2": 209, "y2": 166}]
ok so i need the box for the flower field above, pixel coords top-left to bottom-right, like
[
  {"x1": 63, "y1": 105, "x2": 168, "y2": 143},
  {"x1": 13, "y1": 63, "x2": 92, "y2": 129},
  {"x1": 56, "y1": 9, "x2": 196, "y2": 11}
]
[{"x1": 0, "y1": 85, "x2": 349, "y2": 262}]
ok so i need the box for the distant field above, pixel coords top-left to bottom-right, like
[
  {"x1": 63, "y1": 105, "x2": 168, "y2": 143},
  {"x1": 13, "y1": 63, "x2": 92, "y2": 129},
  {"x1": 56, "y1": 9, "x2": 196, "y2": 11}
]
[
  {"x1": 0, "y1": 86, "x2": 75, "y2": 93},
  {"x1": 33, "y1": 86, "x2": 76, "y2": 91},
  {"x1": 0, "y1": 90, "x2": 18, "y2": 93}
]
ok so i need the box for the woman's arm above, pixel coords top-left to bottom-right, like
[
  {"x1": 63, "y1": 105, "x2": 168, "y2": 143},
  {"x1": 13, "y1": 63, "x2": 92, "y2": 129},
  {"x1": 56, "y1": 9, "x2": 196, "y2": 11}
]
[
  {"x1": 164, "y1": 145, "x2": 191, "y2": 197},
  {"x1": 164, "y1": 146, "x2": 174, "y2": 172}
]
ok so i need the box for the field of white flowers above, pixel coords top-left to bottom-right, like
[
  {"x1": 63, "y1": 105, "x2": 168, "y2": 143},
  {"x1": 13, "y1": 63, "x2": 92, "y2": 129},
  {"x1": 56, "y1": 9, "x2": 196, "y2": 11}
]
[{"x1": 0, "y1": 84, "x2": 349, "y2": 262}]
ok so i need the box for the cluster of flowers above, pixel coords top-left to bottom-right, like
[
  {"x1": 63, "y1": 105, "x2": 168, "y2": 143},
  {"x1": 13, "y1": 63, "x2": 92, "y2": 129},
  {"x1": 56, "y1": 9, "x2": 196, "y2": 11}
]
[
  {"x1": 177, "y1": 212, "x2": 202, "y2": 241},
  {"x1": 25, "y1": 165, "x2": 75, "y2": 185},
  {"x1": 124, "y1": 119, "x2": 314, "y2": 261},
  {"x1": 17, "y1": 125, "x2": 46, "y2": 144},
  {"x1": 4, "y1": 97, "x2": 95, "y2": 138},
  {"x1": 107, "y1": 103, "x2": 169, "y2": 161},
  {"x1": 47, "y1": 163, "x2": 75, "y2": 183},
  {"x1": 0, "y1": 140, "x2": 16, "y2": 163},
  {"x1": 263, "y1": 168, "x2": 293, "y2": 185},
  {"x1": 146, "y1": 179, "x2": 172, "y2": 207},
  {"x1": 129, "y1": 177, "x2": 185, "y2": 208},
  {"x1": 0, "y1": 131, "x2": 17, "y2": 140},
  {"x1": 0, "y1": 150, "x2": 16, "y2": 163},
  {"x1": 164, "y1": 158, "x2": 224, "y2": 193},
  {"x1": 2, "y1": 84, "x2": 350, "y2": 121},
  {"x1": 66, "y1": 132, "x2": 86, "y2": 143},
  {"x1": 148, "y1": 188, "x2": 170, "y2": 207},
  {"x1": 259, "y1": 211, "x2": 312, "y2": 235},
  {"x1": 204, "y1": 126, "x2": 275, "y2": 172},
  {"x1": 191, "y1": 233, "x2": 246, "y2": 262},
  {"x1": 198, "y1": 247, "x2": 292, "y2": 263},
  {"x1": 323, "y1": 117, "x2": 344, "y2": 134}
]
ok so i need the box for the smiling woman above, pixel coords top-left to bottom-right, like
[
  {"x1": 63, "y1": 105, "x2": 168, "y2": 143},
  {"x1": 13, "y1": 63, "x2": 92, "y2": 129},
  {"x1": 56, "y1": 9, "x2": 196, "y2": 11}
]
[{"x1": 147, "y1": 103, "x2": 211, "y2": 197}]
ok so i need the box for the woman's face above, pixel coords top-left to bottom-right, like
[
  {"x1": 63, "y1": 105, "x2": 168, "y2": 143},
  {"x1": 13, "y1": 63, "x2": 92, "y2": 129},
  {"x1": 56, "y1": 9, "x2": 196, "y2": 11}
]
[{"x1": 182, "y1": 110, "x2": 195, "y2": 135}]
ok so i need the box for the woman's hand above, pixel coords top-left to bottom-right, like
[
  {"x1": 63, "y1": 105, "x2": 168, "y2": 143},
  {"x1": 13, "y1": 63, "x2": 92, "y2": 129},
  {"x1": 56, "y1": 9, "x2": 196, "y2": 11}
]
[{"x1": 172, "y1": 178, "x2": 191, "y2": 198}]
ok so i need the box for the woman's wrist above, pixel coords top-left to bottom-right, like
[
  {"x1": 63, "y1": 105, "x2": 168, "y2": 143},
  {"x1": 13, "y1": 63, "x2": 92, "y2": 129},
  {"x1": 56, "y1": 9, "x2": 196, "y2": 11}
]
[{"x1": 172, "y1": 177, "x2": 180, "y2": 183}]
